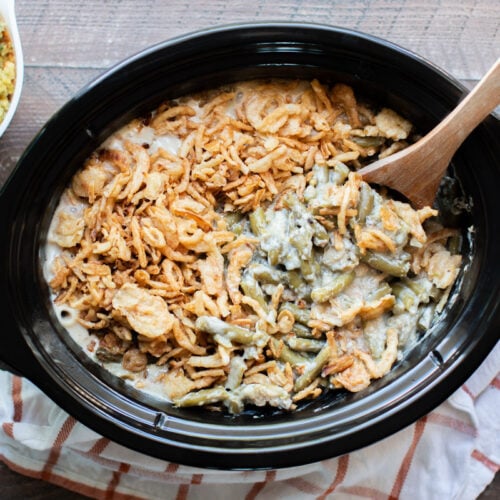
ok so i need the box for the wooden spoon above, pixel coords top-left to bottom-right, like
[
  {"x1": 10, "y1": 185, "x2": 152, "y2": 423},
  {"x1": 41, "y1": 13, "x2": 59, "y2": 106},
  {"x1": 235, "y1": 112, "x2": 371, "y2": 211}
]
[{"x1": 358, "y1": 59, "x2": 500, "y2": 208}]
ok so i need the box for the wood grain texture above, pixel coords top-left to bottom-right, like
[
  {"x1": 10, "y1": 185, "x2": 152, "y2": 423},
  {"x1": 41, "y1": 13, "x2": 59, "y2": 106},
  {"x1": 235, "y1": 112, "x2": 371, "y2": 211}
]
[
  {"x1": 1, "y1": 0, "x2": 499, "y2": 183},
  {"x1": 0, "y1": 0, "x2": 498, "y2": 497},
  {"x1": 17, "y1": 0, "x2": 499, "y2": 77}
]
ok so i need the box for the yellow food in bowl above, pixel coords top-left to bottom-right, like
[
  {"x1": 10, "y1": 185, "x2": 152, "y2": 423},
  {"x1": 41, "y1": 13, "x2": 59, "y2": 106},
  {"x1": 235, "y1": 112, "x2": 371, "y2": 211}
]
[{"x1": 0, "y1": 17, "x2": 15, "y2": 126}]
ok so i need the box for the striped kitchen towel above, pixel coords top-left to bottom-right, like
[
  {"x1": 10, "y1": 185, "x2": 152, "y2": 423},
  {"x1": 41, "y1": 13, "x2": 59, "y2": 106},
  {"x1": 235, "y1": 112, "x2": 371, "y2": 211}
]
[{"x1": 0, "y1": 342, "x2": 498, "y2": 500}]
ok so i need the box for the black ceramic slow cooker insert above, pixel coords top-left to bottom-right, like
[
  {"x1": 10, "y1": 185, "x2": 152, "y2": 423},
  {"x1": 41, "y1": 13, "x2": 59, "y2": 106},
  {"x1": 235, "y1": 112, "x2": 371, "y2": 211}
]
[{"x1": 0, "y1": 23, "x2": 498, "y2": 470}]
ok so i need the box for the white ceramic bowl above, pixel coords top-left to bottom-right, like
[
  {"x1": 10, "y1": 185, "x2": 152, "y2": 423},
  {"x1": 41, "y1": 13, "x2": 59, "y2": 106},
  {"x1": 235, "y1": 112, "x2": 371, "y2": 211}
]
[{"x1": 0, "y1": 0, "x2": 23, "y2": 137}]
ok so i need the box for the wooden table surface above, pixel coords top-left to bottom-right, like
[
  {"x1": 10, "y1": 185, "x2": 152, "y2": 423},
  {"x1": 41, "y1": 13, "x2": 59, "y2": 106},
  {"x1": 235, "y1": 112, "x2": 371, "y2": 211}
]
[{"x1": 0, "y1": 0, "x2": 498, "y2": 498}]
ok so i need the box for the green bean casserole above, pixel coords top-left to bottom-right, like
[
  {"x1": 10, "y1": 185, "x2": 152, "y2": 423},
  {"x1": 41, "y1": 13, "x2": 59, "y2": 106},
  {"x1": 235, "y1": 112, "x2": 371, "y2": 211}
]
[{"x1": 45, "y1": 79, "x2": 462, "y2": 413}]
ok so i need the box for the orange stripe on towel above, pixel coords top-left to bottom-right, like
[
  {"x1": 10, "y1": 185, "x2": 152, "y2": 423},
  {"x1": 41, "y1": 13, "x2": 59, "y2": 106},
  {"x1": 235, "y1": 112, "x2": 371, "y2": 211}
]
[
  {"x1": 41, "y1": 415, "x2": 77, "y2": 482},
  {"x1": 105, "y1": 462, "x2": 131, "y2": 499},
  {"x1": 12, "y1": 376, "x2": 23, "y2": 422},
  {"x1": 389, "y1": 416, "x2": 427, "y2": 500},
  {"x1": 317, "y1": 454, "x2": 349, "y2": 499},
  {"x1": 471, "y1": 449, "x2": 499, "y2": 473},
  {"x1": 245, "y1": 470, "x2": 276, "y2": 500},
  {"x1": 176, "y1": 472, "x2": 205, "y2": 500}
]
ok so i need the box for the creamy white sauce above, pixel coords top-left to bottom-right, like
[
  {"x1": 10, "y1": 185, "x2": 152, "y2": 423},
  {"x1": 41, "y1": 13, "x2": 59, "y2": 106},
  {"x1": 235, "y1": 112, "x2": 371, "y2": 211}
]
[
  {"x1": 103, "y1": 122, "x2": 182, "y2": 157},
  {"x1": 56, "y1": 303, "x2": 97, "y2": 350},
  {"x1": 42, "y1": 242, "x2": 62, "y2": 282}
]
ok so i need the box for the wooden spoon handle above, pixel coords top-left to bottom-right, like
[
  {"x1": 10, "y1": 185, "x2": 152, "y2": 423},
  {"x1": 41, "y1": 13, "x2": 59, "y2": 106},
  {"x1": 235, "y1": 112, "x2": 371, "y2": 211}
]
[{"x1": 425, "y1": 58, "x2": 500, "y2": 159}]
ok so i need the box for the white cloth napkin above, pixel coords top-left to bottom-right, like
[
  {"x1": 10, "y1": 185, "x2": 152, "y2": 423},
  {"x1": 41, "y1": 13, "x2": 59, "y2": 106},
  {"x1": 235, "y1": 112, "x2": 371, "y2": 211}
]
[{"x1": 1, "y1": 342, "x2": 498, "y2": 500}]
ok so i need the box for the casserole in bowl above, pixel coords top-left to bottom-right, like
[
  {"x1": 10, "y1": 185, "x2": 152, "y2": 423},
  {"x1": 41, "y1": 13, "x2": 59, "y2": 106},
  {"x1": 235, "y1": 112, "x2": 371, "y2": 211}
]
[
  {"x1": 0, "y1": 23, "x2": 498, "y2": 469},
  {"x1": 0, "y1": 0, "x2": 23, "y2": 137}
]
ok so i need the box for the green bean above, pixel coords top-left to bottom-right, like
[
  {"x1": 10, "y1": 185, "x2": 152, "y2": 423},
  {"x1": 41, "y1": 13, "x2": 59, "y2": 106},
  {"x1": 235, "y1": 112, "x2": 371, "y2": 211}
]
[
  {"x1": 174, "y1": 387, "x2": 228, "y2": 407},
  {"x1": 361, "y1": 251, "x2": 410, "y2": 278},
  {"x1": 391, "y1": 282, "x2": 418, "y2": 313},
  {"x1": 293, "y1": 345, "x2": 331, "y2": 392},
  {"x1": 224, "y1": 212, "x2": 244, "y2": 231},
  {"x1": 240, "y1": 274, "x2": 268, "y2": 311},
  {"x1": 286, "y1": 337, "x2": 325, "y2": 353},
  {"x1": 248, "y1": 263, "x2": 284, "y2": 284},
  {"x1": 283, "y1": 192, "x2": 313, "y2": 222},
  {"x1": 366, "y1": 282, "x2": 392, "y2": 302},
  {"x1": 287, "y1": 217, "x2": 315, "y2": 256},
  {"x1": 286, "y1": 195, "x2": 327, "y2": 244},
  {"x1": 225, "y1": 356, "x2": 247, "y2": 390},
  {"x1": 300, "y1": 257, "x2": 319, "y2": 283},
  {"x1": 286, "y1": 270, "x2": 308, "y2": 292},
  {"x1": 195, "y1": 316, "x2": 265, "y2": 346},
  {"x1": 267, "y1": 247, "x2": 281, "y2": 266},
  {"x1": 269, "y1": 337, "x2": 309, "y2": 366},
  {"x1": 311, "y1": 270, "x2": 355, "y2": 303},
  {"x1": 280, "y1": 303, "x2": 310, "y2": 326},
  {"x1": 231, "y1": 224, "x2": 243, "y2": 236},
  {"x1": 448, "y1": 234, "x2": 461, "y2": 255},
  {"x1": 283, "y1": 191, "x2": 328, "y2": 250},
  {"x1": 225, "y1": 398, "x2": 243, "y2": 415},
  {"x1": 292, "y1": 322, "x2": 316, "y2": 339},
  {"x1": 249, "y1": 206, "x2": 267, "y2": 236},
  {"x1": 357, "y1": 182, "x2": 375, "y2": 223},
  {"x1": 333, "y1": 162, "x2": 350, "y2": 184},
  {"x1": 402, "y1": 278, "x2": 429, "y2": 301},
  {"x1": 417, "y1": 304, "x2": 436, "y2": 331},
  {"x1": 351, "y1": 136, "x2": 385, "y2": 148},
  {"x1": 312, "y1": 220, "x2": 330, "y2": 247},
  {"x1": 290, "y1": 231, "x2": 314, "y2": 261},
  {"x1": 429, "y1": 285, "x2": 442, "y2": 301}
]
